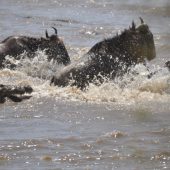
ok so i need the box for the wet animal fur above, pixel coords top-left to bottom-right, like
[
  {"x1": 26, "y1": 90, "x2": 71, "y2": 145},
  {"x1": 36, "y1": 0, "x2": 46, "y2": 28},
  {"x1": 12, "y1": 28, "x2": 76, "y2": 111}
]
[
  {"x1": 51, "y1": 18, "x2": 156, "y2": 89},
  {"x1": 0, "y1": 27, "x2": 70, "y2": 68}
]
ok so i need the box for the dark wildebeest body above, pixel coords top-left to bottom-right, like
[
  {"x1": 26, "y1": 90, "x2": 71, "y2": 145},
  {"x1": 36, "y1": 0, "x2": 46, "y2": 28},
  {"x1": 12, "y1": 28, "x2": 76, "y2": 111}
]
[
  {"x1": 51, "y1": 18, "x2": 156, "y2": 89},
  {"x1": 165, "y1": 61, "x2": 170, "y2": 71},
  {"x1": 0, "y1": 27, "x2": 70, "y2": 68},
  {"x1": 0, "y1": 84, "x2": 33, "y2": 103}
]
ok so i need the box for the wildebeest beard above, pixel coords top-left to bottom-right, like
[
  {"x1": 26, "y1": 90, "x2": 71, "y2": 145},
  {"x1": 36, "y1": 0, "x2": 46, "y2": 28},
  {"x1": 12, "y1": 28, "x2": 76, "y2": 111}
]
[
  {"x1": 51, "y1": 18, "x2": 156, "y2": 89},
  {"x1": 0, "y1": 27, "x2": 70, "y2": 68}
]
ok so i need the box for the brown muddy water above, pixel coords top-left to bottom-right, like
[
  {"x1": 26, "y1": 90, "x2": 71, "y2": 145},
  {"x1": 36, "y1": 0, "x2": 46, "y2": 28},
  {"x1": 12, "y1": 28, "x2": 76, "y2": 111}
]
[{"x1": 0, "y1": 0, "x2": 170, "y2": 169}]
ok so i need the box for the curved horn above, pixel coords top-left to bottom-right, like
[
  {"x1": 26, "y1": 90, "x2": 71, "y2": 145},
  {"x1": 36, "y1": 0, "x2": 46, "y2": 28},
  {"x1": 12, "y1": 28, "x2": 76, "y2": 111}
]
[
  {"x1": 139, "y1": 17, "x2": 144, "y2": 24},
  {"x1": 45, "y1": 30, "x2": 49, "y2": 38},
  {"x1": 131, "y1": 20, "x2": 136, "y2": 31},
  {"x1": 52, "y1": 27, "x2": 58, "y2": 35}
]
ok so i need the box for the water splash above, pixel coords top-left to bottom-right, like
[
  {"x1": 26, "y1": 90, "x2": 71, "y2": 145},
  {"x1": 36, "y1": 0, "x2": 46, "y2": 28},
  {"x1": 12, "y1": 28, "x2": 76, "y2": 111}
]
[{"x1": 0, "y1": 49, "x2": 170, "y2": 104}]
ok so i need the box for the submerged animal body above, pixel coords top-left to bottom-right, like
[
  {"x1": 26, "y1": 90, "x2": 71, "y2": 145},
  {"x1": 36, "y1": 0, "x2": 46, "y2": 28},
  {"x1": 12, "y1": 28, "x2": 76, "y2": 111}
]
[
  {"x1": 51, "y1": 18, "x2": 156, "y2": 89},
  {"x1": 0, "y1": 84, "x2": 33, "y2": 103},
  {"x1": 0, "y1": 27, "x2": 70, "y2": 68}
]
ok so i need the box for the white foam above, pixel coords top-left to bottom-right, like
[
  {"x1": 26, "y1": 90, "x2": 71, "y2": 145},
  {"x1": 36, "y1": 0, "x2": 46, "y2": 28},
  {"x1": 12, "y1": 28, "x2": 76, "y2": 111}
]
[{"x1": 0, "y1": 48, "x2": 170, "y2": 105}]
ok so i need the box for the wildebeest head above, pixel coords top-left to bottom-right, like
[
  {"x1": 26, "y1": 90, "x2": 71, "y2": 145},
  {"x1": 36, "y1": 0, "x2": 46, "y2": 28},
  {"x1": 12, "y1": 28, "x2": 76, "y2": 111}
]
[
  {"x1": 44, "y1": 27, "x2": 70, "y2": 65},
  {"x1": 120, "y1": 17, "x2": 156, "y2": 63},
  {"x1": 165, "y1": 61, "x2": 170, "y2": 71}
]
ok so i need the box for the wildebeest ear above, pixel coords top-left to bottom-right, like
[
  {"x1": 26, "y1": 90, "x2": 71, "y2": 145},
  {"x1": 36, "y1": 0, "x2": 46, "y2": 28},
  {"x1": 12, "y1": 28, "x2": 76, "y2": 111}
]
[
  {"x1": 45, "y1": 30, "x2": 49, "y2": 38},
  {"x1": 131, "y1": 20, "x2": 136, "y2": 31},
  {"x1": 52, "y1": 27, "x2": 58, "y2": 35},
  {"x1": 139, "y1": 17, "x2": 144, "y2": 24}
]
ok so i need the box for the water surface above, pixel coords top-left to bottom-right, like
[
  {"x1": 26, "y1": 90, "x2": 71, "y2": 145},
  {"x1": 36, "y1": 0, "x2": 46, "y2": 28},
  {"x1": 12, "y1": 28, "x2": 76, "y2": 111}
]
[{"x1": 0, "y1": 0, "x2": 170, "y2": 169}]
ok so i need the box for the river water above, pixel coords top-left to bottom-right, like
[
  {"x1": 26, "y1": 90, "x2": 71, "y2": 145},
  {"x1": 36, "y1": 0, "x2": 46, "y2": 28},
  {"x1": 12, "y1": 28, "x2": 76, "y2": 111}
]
[{"x1": 0, "y1": 0, "x2": 170, "y2": 170}]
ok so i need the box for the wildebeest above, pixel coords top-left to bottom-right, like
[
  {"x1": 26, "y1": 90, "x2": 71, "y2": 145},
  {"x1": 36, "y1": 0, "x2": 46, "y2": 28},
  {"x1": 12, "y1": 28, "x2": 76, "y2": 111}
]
[
  {"x1": 51, "y1": 18, "x2": 156, "y2": 89},
  {"x1": 0, "y1": 84, "x2": 33, "y2": 103},
  {"x1": 0, "y1": 27, "x2": 70, "y2": 68},
  {"x1": 165, "y1": 61, "x2": 170, "y2": 71}
]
